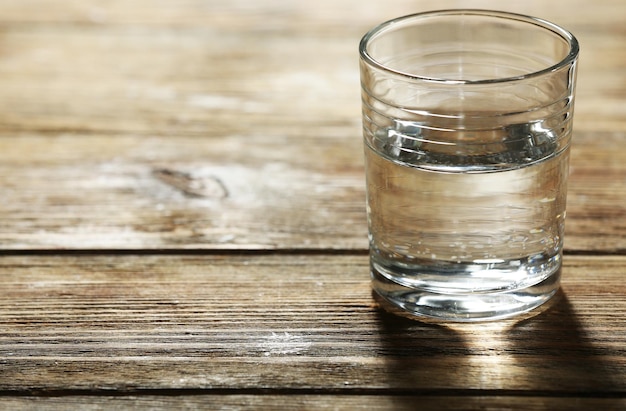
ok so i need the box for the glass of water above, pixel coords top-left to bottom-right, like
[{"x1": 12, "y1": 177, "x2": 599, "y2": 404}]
[{"x1": 360, "y1": 10, "x2": 579, "y2": 321}]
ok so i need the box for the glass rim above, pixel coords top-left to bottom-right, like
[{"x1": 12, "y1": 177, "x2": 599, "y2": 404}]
[{"x1": 359, "y1": 9, "x2": 580, "y2": 85}]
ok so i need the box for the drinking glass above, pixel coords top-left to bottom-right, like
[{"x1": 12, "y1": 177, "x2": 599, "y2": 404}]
[{"x1": 359, "y1": 10, "x2": 579, "y2": 321}]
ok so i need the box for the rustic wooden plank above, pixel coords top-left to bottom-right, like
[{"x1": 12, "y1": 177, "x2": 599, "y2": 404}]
[
  {"x1": 0, "y1": 132, "x2": 367, "y2": 250},
  {"x1": 0, "y1": 1, "x2": 626, "y2": 138},
  {"x1": 0, "y1": 131, "x2": 623, "y2": 251},
  {"x1": 0, "y1": 0, "x2": 622, "y2": 407},
  {"x1": 0, "y1": 1, "x2": 622, "y2": 252},
  {"x1": 0, "y1": 254, "x2": 623, "y2": 394},
  {"x1": 0, "y1": 15, "x2": 360, "y2": 135},
  {"x1": 1, "y1": 395, "x2": 625, "y2": 411},
  {"x1": 0, "y1": 1, "x2": 622, "y2": 137}
]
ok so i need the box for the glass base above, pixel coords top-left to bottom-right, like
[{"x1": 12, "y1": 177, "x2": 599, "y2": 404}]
[{"x1": 371, "y1": 263, "x2": 561, "y2": 322}]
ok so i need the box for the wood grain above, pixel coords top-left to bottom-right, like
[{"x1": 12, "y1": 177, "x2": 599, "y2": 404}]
[
  {"x1": 2, "y1": 396, "x2": 625, "y2": 411},
  {"x1": 0, "y1": 0, "x2": 624, "y2": 408},
  {"x1": 0, "y1": 1, "x2": 623, "y2": 135},
  {"x1": 0, "y1": 131, "x2": 623, "y2": 251},
  {"x1": 0, "y1": 254, "x2": 623, "y2": 394},
  {"x1": 0, "y1": 0, "x2": 623, "y2": 252}
]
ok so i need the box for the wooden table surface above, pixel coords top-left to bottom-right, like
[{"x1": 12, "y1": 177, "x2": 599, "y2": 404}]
[{"x1": 0, "y1": 0, "x2": 624, "y2": 409}]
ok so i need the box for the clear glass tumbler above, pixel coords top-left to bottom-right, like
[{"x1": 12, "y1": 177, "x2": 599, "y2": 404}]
[{"x1": 359, "y1": 10, "x2": 579, "y2": 321}]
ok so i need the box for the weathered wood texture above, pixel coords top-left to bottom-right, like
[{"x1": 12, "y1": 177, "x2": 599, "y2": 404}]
[
  {"x1": 0, "y1": 1, "x2": 623, "y2": 252},
  {"x1": 0, "y1": 0, "x2": 622, "y2": 133},
  {"x1": 0, "y1": 0, "x2": 624, "y2": 409},
  {"x1": 0, "y1": 131, "x2": 624, "y2": 251},
  {"x1": 2, "y1": 396, "x2": 625, "y2": 411},
  {"x1": 0, "y1": 255, "x2": 624, "y2": 394}
]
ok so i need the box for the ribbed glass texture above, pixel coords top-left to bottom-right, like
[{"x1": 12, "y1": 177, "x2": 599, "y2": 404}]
[{"x1": 360, "y1": 10, "x2": 579, "y2": 321}]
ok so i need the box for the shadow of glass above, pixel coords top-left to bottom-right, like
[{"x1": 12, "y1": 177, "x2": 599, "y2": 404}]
[
  {"x1": 504, "y1": 290, "x2": 623, "y2": 396},
  {"x1": 372, "y1": 292, "x2": 474, "y2": 393},
  {"x1": 374, "y1": 289, "x2": 623, "y2": 400}
]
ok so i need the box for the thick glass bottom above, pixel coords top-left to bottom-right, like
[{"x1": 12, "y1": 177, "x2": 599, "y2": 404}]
[{"x1": 371, "y1": 261, "x2": 561, "y2": 322}]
